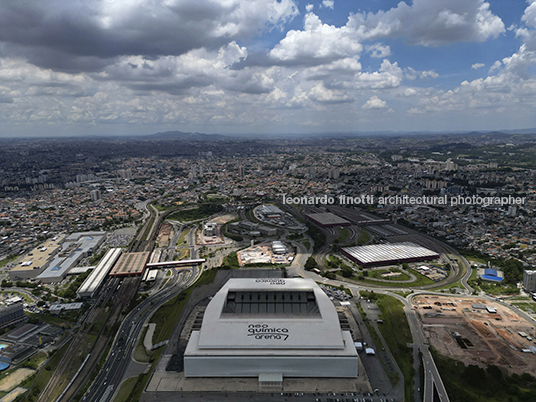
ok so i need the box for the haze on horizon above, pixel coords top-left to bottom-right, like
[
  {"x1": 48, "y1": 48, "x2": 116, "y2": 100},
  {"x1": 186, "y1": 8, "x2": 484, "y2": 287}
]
[{"x1": 1, "y1": 0, "x2": 536, "y2": 138}]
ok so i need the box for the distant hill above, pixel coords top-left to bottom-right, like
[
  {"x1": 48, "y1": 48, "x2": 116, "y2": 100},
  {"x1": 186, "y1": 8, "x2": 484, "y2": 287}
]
[{"x1": 141, "y1": 131, "x2": 228, "y2": 141}]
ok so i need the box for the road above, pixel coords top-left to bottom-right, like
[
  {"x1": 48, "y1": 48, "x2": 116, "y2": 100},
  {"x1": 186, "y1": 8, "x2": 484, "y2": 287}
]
[{"x1": 82, "y1": 268, "x2": 195, "y2": 402}]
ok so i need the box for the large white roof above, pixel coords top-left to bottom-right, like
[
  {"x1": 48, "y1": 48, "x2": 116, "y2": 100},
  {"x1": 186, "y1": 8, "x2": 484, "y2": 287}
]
[
  {"x1": 342, "y1": 242, "x2": 439, "y2": 265},
  {"x1": 193, "y1": 278, "x2": 346, "y2": 351}
]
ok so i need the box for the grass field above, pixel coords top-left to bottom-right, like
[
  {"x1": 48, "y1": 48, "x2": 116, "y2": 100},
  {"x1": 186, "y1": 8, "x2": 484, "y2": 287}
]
[
  {"x1": 368, "y1": 269, "x2": 412, "y2": 281},
  {"x1": 356, "y1": 303, "x2": 400, "y2": 386},
  {"x1": 375, "y1": 295, "x2": 414, "y2": 402},
  {"x1": 177, "y1": 228, "x2": 191, "y2": 246},
  {"x1": 150, "y1": 268, "x2": 218, "y2": 344}
]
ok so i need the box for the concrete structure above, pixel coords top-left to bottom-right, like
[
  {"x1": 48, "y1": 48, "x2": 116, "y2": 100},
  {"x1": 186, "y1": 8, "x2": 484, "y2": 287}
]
[
  {"x1": 305, "y1": 212, "x2": 350, "y2": 227},
  {"x1": 49, "y1": 302, "x2": 84, "y2": 313},
  {"x1": 342, "y1": 242, "x2": 439, "y2": 267},
  {"x1": 35, "y1": 232, "x2": 106, "y2": 284},
  {"x1": 237, "y1": 221, "x2": 277, "y2": 236},
  {"x1": 523, "y1": 270, "x2": 536, "y2": 292},
  {"x1": 203, "y1": 222, "x2": 218, "y2": 237},
  {"x1": 184, "y1": 278, "x2": 358, "y2": 379},
  {"x1": 77, "y1": 248, "x2": 122, "y2": 298},
  {"x1": 109, "y1": 251, "x2": 150, "y2": 276}
]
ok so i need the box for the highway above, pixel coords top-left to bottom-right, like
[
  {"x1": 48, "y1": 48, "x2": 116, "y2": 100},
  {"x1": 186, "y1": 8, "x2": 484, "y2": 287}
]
[
  {"x1": 82, "y1": 268, "x2": 195, "y2": 402},
  {"x1": 83, "y1": 226, "x2": 201, "y2": 402}
]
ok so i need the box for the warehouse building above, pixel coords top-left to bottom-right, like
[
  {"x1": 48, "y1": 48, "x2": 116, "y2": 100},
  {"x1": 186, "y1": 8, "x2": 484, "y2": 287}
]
[
  {"x1": 305, "y1": 212, "x2": 351, "y2": 227},
  {"x1": 342, "y1": 242, "x2": 439, "y2": 267},
  {"x1": 184, "y1": 278, "x2": 358, "y2": 381}
]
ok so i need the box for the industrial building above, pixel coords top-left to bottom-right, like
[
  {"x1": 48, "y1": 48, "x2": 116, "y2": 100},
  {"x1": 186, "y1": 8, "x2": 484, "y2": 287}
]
[
  {"x1": 34, "y1": 232, "x2": 106, "y2": 284},
  {"x1": 341, "y1": 242, "x2": 439, "y2": 267},
  {"x1": 305, "y1": 212, "x2": 350, "y2": 227},
  {"x1": 480, "y1": 268, "x2": 504, "y2": 282},
  {"x1": 77, "y1": 248, "x2": 122, "y2": 298},
  {"x1": 0, "y1": 305, "x2": 27, "y2": 329},
  {"x1": 184, "y1": 278, "x2": 358, "y2": 381},
  {"x1": 523, "y1": 270, "x2": 536, "y2": 292}
]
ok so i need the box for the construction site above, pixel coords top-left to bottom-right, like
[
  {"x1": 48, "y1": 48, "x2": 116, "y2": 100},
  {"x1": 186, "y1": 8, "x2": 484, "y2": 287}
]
[{"x1": 414, "y1": 295, "x2": 536, "y2": 375}]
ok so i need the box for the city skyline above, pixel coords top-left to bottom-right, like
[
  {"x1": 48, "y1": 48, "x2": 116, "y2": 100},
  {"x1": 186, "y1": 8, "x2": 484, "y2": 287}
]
[{"x1": 0, "y1": 0, "x2": 536, "y2": 138}]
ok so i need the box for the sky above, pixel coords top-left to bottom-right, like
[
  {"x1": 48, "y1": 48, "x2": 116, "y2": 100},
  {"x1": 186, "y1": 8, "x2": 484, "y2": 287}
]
[{"x1": 1, "y1": 0, "x2": 536, "y2": 138}]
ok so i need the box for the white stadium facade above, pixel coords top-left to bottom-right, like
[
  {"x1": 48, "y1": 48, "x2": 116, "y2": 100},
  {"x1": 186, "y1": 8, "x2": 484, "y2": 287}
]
[{"x1": 184, "y1": 278, "x2": 358, "y2": 380}]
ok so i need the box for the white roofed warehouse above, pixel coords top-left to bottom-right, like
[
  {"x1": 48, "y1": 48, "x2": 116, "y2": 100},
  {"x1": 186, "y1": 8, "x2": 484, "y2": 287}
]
[
  {"x1": 341, "y1": 242, "x2": 439, "y2": 268},
  {"x1": 184, "y1": 278, "x2": 358, "y2": 379}
]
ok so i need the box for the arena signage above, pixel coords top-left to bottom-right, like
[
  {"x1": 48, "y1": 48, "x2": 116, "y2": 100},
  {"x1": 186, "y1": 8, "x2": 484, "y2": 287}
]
[
  {"x1": 254, "y1": 279, "x2": 286, "y2": 285},
  {"x1": 247, "y1": 323, "x2": 289, "y2": 341}
]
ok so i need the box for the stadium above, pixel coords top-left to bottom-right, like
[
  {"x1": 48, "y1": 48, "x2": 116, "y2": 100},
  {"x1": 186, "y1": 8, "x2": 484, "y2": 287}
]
[{"x1": 184, "y1": 278, "x2": 358, "y2": 381}]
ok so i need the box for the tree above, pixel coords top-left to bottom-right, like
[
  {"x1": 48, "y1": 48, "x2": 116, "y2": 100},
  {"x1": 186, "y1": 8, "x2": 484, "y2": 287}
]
[{"x1": 304, "y1": 257, "x2": 317, "y2": 271}]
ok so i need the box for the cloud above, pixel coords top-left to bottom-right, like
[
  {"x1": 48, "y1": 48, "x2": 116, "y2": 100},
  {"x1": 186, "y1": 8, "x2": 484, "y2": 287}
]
[
  {"x1": 366, "y1": 43, "x2": 391, "y2": 58},
  {"x1": 472, "y1": 63, "x2": 485, "y2": 69},
  {"x1": 321, "y1": 1, "x2": 334, "y2": 10},
  {"x1": 0, "y1": 0, "x2": 299, "y2": 72},
  {"x1": 362, "y1": 96, "x2": 387, "y2": 109},
  {"x1": 269, "y1": 12, "x2": 362, "y2": 65},
  {"x1": 348, "y1": 0, "x2": 505, "y2": 46}
]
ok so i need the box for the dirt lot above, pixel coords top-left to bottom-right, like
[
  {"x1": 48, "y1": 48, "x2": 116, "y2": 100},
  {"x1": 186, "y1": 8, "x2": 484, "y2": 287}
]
[
  {"x1": 414, "y1": 295, "x2": 536, "y2": 375},
  {"x1": 0, "y1": 368, "x2": 35, "y2": 392}
]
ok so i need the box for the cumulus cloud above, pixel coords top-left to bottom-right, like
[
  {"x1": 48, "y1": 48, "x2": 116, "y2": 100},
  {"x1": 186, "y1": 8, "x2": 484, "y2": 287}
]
[
  {"x1": 362, "y1": 96, "x2": 387, "y2": 109},
  {"x1": 366, "y1": 43, "x2": 391, "y2": 58},
  {"x1": 348, "y1": 0, "x2": 505, "y2": 46},
  {"x1": 269, "y1": 12, "x2": 362, "y2": 65},
  {"x1": 321, "y1": 1, "x2": 334, "y2": 10},
  {"x1": 0, "y1": 0, "x2": 298, "y2": 72},
  {"x1": 472, "y1": 63, "x2": 485, "y2": 69}
]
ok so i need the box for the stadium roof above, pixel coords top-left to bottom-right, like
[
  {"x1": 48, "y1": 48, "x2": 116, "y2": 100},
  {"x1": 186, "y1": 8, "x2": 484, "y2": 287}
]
[
  {"x1": 191, "y1": 278, "x2": 346, "y2": 351},
  {"x1": 342, "y1": 242, "x2": 439, "y2": 267}
]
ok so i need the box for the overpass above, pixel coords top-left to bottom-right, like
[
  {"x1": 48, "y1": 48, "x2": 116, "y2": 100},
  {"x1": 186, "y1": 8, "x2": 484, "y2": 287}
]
[{"x1": 145, "y1": 259, "x2": 206, "y2": 269}]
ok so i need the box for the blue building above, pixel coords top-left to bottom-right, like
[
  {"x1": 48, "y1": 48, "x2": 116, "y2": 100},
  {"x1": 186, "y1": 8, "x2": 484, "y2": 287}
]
[{"x1": 481, "y1": 268, "x2": 503, "y2": 282}]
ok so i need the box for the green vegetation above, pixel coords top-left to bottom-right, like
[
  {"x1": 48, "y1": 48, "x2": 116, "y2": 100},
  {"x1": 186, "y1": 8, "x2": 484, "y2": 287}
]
[
  {"x1": 54, "y1": 270, "x2": 92, "y2": 299},
  {"x1": 15, "y1": 340, "x2": 72, "y2": 402},
  {"x1": 168, "y1": 204, "x2": 223, "y2": 222},
  {"x1": 354, "y1": 268, "x2": 434, "y2": 288},
  {"x1": 368, "y1": 268, "x2": 411, "y2": 281},
  {"x1": 305, "y1": 222, "x2": 326, "y2": 253},
  {"x1": 25, "y1": 312, "x2": 74, "y2": 328},
  {"x1": 478, "y1": 279, "x2": 520, "y2": 295},
  {"x1": 356, "y1": 301, "x2": 399, "y2": 386},
  {"x1": 21, "y1": 352, "x2": 48, "y2": 370},
  {"x1": 0, "y1": 254, "x2": 18, "y2": 269},
  {"x1": 177, "y1": 228, "x2": 191, "y2": 245},
  {"x1": 374, "y1": 295, "x2": 414, "y2": 402},
  {"x1": 133, "y1": 326, "x2": 151, "y2": 362},
  {"x1": 89, "y1": 249, "x2": 107, "y2": 265},
  {"x1": 304, "y1": 257, "x2": 317, "y2": 271},
  {"x1": 114, "y1": 376, "x2": 138, "y2": 402},
  {"x1": 150, "y1": 268, "x2": 218, "y2": 344},
  {"x1": 356, "y1": 229, "x2": 370, "y2": 246},
  {"x1": 432, "y1": 349, "x2": 536, "y2": 401},
  {"x1": 338, "y1": 227, "x2": 350, "y2": 243},
  {"x1": 220, "y1": 252, "x2": 239, "y2": 269}
]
